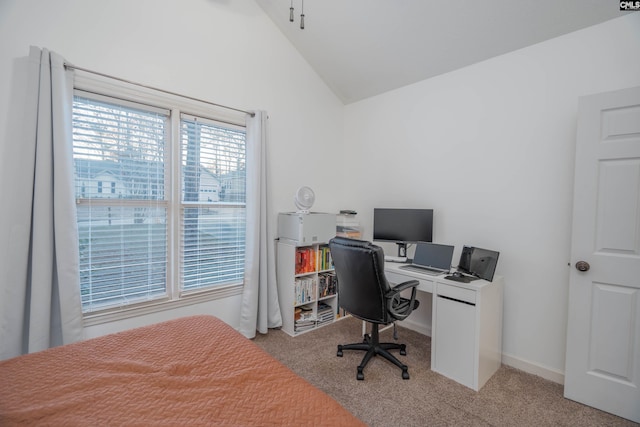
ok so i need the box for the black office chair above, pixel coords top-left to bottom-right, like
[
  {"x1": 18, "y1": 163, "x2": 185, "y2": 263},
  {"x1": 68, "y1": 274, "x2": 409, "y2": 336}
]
[{"x1": 328, "y1": 237, "x2": 420, "y2": 380}]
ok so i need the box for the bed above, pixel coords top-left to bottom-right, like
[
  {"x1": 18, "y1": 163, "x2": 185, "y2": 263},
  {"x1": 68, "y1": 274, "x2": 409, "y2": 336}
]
[{"x1": 0, "y1": 315, "x2": 365, "y2": 426}]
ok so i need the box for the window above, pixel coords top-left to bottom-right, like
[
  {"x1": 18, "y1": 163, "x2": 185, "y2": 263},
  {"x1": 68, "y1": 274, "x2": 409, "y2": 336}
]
[
  {"x1": 73, "y1": 90, "x2": 247, "y2": 313},
  {"x1": 180, "y1": 115, "x2": 246, "y2": 292}
]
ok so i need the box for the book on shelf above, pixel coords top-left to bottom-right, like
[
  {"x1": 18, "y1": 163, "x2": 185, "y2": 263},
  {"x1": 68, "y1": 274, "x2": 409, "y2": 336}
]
[
  {"x1": 316, "y1": 302, "x2": 335, "y2": 325},
  {"x1": 317, "y1": 312, "x2": 334, "y2": 319},
  {"x1": 294, "y1": 307, "x2": 308, "y2": 321},
  {"x1": 317, "y1": 302, "x2": 332, "y2": 311},
  {"x1": 295, "y1": 305, "x2": 317, "y2": 331},
  {"x1": 294, "y1": 322, "x2": 316, "y2": 332},
  {"x1": 295, "y1": 305, "x2": 313, "y2": 319},
  {"x1": 318, "y1": 302, "x2": 332, "y2": 310},
  {"x1": 318, "y1": 271, "x2": 337, "y2": 298},
  {"x1": 294, "y1": 277, "x2": 317, "y2": 305},
  {"x1": 317, "y1": 246, "x2": 334, "y2": 271},
  {"x1": 295, "y1": 247, "x2": 316, "y2": 275}
]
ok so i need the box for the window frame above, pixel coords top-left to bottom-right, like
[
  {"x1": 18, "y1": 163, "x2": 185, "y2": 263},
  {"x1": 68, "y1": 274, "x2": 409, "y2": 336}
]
[{"x1": 73, "y1": 72, "x2": 247, "y2": 325}]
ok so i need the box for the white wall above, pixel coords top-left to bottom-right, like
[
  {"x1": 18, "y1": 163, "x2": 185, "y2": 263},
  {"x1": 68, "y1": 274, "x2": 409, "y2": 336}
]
[
  {"x1": 343, "y1": 14, "x2": 640, "y2": 381},
  {"x1": 0, "y1": 0, "x2": 346, "y2": 335}
]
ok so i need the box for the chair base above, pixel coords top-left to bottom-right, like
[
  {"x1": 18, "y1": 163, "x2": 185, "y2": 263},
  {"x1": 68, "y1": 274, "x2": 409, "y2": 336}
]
[{"x1": 337, "y1": 323, "x2": 410, "y2": 380}]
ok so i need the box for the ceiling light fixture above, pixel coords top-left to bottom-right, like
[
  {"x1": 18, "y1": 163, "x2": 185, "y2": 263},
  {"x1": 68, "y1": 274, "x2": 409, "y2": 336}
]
[{"x1": 288, "y1": 0, "x2": 305, "y2": 29}]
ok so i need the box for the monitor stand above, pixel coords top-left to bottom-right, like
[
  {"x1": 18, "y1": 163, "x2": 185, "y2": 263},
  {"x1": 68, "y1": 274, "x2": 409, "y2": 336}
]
[{"x1": 396, "y1": 242, "x2": 407, "y2": 258}]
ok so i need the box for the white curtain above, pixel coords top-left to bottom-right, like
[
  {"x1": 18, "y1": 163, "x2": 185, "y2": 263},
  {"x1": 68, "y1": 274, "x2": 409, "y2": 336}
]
[
  {"x1": 238, "y1": 111, "x2": 282, "y2": 338},
  {"x1": 0, "y1": 47, "x2": 83, "y2": 360}
]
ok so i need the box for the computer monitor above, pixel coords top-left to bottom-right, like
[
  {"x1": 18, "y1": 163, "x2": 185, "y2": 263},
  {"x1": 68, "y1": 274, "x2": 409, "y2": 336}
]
[
  {"x1": 457, "y1": 246, "x2": 500, "y2": 282},
  {"x1": 373, "y1": 208, "x2": 433, "y2": 257}
]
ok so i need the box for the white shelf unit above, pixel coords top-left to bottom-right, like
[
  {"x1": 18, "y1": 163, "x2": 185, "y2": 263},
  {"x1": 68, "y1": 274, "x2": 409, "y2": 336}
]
[{"x1": 276, "y1": 240, "x2": 339, "y2": 336}]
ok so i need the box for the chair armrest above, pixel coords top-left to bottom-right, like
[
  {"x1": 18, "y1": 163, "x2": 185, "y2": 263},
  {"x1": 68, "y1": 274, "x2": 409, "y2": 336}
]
[
  {"x1": 385, "y1": 280, "x2": 419, "y2": 321},
  {"x1": 385, "y1": 279, "x2": 419, "y2": 297}
]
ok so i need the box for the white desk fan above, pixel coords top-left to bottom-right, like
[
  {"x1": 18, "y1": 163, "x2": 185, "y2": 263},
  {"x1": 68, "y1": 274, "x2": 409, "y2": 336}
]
[{"x1": 294, "y1": 186, "x2": 315, "y2": 213}]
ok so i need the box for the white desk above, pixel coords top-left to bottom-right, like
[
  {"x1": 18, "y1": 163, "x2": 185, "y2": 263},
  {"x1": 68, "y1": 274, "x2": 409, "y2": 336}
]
[{"x1": 385, "y1": 262, "x2": 504, "y2": 391}]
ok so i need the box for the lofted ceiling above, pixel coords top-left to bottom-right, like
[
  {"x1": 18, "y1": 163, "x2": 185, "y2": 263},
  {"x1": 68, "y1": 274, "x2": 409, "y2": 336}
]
[{"x1": 255, "y1": 0, "x2": 627, "y2": 104}]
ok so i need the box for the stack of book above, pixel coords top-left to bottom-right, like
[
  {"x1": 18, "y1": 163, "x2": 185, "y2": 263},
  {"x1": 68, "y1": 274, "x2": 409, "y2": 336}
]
[
  {"x1": 316, "y1": 302, "x2": 335, "y2": 326},
  {"x1": 294, "y1": 306, "x2": 316, "y2": 332},
  {"x1": 336, "y1": 213, "x2": 362, "y2": 239}
]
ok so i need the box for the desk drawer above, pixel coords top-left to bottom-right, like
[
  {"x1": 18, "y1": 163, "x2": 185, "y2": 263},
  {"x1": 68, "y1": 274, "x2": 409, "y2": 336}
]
[
  {"x1": 386, "y1": 271, "x2": 434, "y2": 293},
  {"x1": 437, "y1": 282, "x2": 476, "y2": 304}
]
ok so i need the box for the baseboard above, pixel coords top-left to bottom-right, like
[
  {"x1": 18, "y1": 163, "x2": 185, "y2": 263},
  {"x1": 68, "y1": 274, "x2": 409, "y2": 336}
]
[{"x1": 501, "y1": 352, "x2": 565, "y2": 385}]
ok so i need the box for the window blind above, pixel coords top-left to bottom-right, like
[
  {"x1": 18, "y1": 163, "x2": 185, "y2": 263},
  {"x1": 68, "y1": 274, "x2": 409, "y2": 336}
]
[
  {"x1": 73, "y1": 93, "x2": 169, "y2": 311},
  {"x1": 180, "y1": 114, "x2": 246, "y2": 292}
]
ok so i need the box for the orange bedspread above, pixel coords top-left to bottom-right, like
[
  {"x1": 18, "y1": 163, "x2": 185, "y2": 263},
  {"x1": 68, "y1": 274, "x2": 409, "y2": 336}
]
[{"x1": 0, "y1": 315, "x2": 364, "y2": 426}]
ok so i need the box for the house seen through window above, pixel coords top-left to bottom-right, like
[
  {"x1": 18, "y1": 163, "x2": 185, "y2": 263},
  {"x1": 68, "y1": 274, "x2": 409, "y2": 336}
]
[{"x1": 72, "y1": 90, "x2": 246, "y2": 313}]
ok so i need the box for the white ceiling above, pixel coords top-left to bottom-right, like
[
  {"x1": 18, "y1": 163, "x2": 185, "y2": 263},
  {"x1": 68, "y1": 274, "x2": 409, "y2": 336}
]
[{"x1": 255, "y1": 0, "x2": 626, "y2": 104}]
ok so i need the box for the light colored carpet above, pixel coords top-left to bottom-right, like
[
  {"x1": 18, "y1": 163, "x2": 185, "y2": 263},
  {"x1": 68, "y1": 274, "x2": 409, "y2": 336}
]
[{"x1": 253, "y1": 316, "x2": 637, "y2": 427}]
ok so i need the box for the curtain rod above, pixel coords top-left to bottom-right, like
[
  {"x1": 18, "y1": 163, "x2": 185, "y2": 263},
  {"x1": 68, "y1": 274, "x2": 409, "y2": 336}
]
[{"x1": 64, "y1": 63, "x2": 255, "y2": 117}]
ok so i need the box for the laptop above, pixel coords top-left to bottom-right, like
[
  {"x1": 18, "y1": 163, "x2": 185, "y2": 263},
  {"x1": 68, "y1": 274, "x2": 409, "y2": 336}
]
[{"x1": 400, "y1": 242, "x2": 454, "y2": 276}]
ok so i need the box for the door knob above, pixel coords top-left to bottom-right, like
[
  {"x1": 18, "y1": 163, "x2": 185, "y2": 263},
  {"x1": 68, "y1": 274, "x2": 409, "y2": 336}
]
[{"x1": 575, "y1": 261, "x2": 590, "y2": 272}]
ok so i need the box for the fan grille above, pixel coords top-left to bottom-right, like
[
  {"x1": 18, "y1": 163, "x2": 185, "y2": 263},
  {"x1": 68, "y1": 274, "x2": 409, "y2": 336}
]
[{"x1": 294, "y1": 186, "x2": 315, "y2": 212}]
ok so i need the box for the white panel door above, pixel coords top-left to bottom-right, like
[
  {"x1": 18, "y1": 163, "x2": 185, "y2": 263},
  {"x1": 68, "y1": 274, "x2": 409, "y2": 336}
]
[{"x1": 564, "y1": 86, "x2": 640, "y2": 422}]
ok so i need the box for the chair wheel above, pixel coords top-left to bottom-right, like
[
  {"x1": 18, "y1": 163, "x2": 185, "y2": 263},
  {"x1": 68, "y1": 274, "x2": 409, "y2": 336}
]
[
  {"x1": 337, "y1": 345, "x2": 343, "y2": 357},
  {"x1": 400, "y1": 344, "x2": 407, "y2": 356},
  {"x1": 402, "y1": 369, "x2": 410, "y2": 380},
  {"x1": 357, "y1": 367, "x2": 364, "y2": 380}
]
